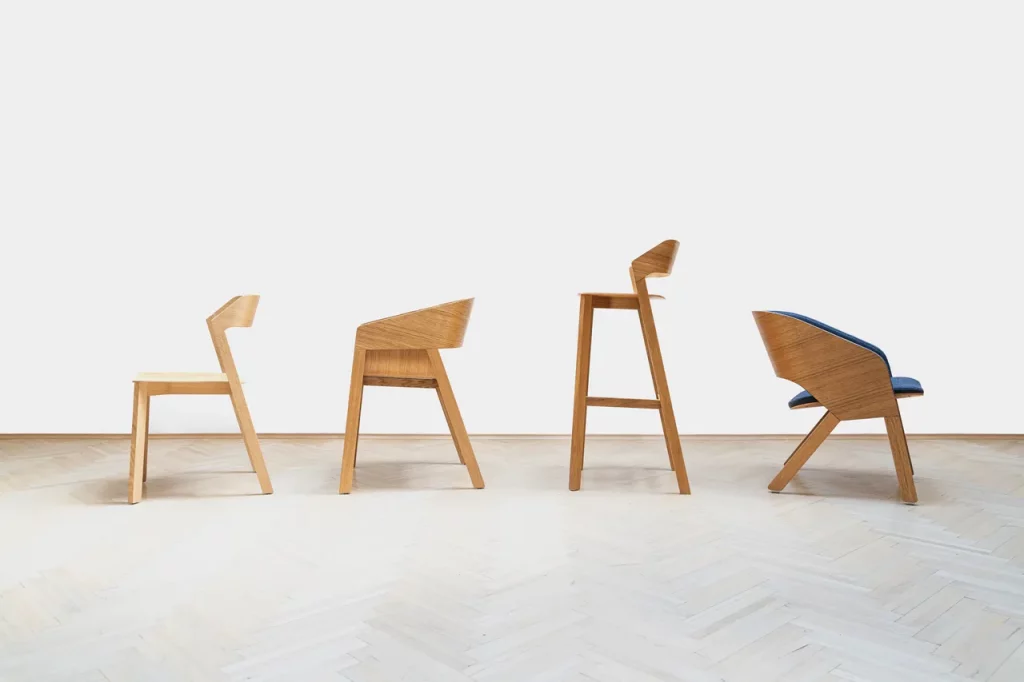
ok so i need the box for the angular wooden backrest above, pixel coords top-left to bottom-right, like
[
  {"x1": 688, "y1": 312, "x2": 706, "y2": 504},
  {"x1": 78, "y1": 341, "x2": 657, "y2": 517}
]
[
  {"x1": 630, "y1": 240, "x2": 679, "y2": 283},
  {"x1": 355, "y1": 298, "x2": 474, "y2": 350},
  {"x1": 752, "y1": 311, "x2": 897, "y2": 421},
  {"x1": 207, "y1": 295, "x2": 259, "y2": 381},
  {"x1": 207, "y1": 295, "x2": 259, "y2": 331}
]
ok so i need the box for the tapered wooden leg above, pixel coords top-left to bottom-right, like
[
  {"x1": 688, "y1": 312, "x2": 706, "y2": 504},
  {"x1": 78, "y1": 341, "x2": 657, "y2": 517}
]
[
  {"x1": 436, "y1": 386, "x2": 466, "y2": 464},
  {"x1": 768, "y1": 411, "x2": 839, "y2": 492},
  {"x1": 128, "y1": 383, "x2": 149, "y2": 504},
  {"x1": 636, "y1": 308, "x2": 673, "y2": 471},
  {"x1": 351, "y1": 389, "x2": 364, "y2": 469},
  {"x1": 634, "y1": 307, "x2": 675, "y2": 466},
  {"x1": 142, "y1": 392, "x2": 151, "y2": 482},
  {"x1": 340, "y1": 349, "x2": 366, "y2": 494},
  {"x1": 885, "y1": 413, "x2": 918, "y2": 504},
  {"x1": 569, "y1": 295, "x2": 595, "y2": 491},
  {"x1": 428, "y1": 349, "x2": 484, "y2": 489},
  {"x1": 227, "y1": 384, "x2": 273, "y2": 494},
  {"x1": 636, "y1": 284, "x2": 690, "y2": 494}
]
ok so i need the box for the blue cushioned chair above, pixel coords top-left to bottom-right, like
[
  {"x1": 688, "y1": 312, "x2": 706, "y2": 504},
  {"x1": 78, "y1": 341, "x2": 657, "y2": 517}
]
[{"x1": 752, "y1": 311, "x2": 923, "y2": 504}]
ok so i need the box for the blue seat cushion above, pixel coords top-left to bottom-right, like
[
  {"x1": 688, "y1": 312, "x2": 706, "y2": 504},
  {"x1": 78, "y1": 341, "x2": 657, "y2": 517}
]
[
  {"x1": 771, "y1": 311, "x2": 891, "y2": 375},
  {"x1": 788, "y1": 376, "x2": 923, "y2": 409}
]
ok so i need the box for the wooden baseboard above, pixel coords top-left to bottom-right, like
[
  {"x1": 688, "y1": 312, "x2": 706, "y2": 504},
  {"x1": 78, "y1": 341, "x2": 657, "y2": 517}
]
[{"x1": 1, "y1": 433, "x2": 1022, "y2": 441}]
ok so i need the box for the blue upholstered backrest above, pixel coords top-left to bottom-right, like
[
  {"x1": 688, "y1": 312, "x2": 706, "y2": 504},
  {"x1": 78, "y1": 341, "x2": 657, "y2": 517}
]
[{"x1": 770, "y1": 311, "x2": 891, "y2": 375}]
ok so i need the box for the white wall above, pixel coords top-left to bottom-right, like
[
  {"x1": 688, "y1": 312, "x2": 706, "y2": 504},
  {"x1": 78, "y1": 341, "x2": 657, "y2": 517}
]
[{"x1": 1, "y1": 2, "x2": 1021, "y2": 435}]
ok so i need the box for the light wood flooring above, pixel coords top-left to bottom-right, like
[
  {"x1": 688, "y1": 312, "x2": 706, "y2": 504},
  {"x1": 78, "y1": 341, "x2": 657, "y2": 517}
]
[{"x1": 1, "y1": 435, "x2": 1024, "y2": 681}]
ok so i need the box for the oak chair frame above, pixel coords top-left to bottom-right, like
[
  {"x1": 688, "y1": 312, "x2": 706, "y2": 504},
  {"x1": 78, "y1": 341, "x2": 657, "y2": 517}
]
[
  {"x1": 339, "y1": 298, "x2": 485, "y2": 493},
  {"x1": 753, "y1": 311, "x2": 920, "y2": 504},
  {"x1": 127, "y1": 295, "x2": 273, "y2": 504},
  {"x1": 569, "y1": 240, "x2": 690, "y2": 493}
]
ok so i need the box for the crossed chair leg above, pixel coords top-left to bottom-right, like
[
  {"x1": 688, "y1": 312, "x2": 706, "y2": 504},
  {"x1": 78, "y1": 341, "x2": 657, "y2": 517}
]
[{"x1": 768, "y1": 410, "x2": 918, "y2": 504}]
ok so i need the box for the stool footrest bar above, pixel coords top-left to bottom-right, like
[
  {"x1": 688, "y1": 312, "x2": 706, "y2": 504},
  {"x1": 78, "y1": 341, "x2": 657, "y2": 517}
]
[
  {"x1": 585, "y1": 397, "x2": 661, "y2": 409},
  {"x1": 364, "y1": 376, "x2": 439, "y2": 389}
]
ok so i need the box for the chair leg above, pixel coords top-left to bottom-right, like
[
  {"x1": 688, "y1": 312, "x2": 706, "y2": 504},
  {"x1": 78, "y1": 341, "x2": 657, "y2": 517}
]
[
  {"x1": 884, "y1": 413, "x2": 918, "y2": 504},
  {"x1": 227, "y1": 384, "x2": 273, "y2": 495},
  {"x1": 636, "y1": 289, "x2": 690, "y2": 494},
  {"x1": 428, "y1": 349, "x2": 484, "y2": 489},
  {"x1": 340, "y1": 349, "x2": 366, "y2": 494},
  {"x1": 142, "y1": 391, "x2": 151, "y2": 482},
  {"x1": 569, "y1": 295, "x2": 595, "y2": 491},
  {"x1": 128, "y1": 383, "x2": 149, "y2": 504},
  {"x1": 636, "y1": 309, "x2": 673, "y2": 472},
  {"x1": 768, "y1": 411, "x2": 839, "y2": 492},
  {"x1": 436, "y1": 386, "x2": 466, "y2": 464}
]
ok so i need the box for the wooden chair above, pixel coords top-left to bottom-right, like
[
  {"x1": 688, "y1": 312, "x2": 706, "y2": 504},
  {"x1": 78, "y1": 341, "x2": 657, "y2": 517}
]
[
  {"x1": 128, "y1": 295, "x2": 273, "y2": 504},
  {"x1": 569, "y1": 240, "x2": 690, "y2": 494},
  {"x1": 339, "y1": 298, "x2": 485, "y2": 493},
  {"x1": 753, "y1": 311, "x2": 923, "y2": 504}
]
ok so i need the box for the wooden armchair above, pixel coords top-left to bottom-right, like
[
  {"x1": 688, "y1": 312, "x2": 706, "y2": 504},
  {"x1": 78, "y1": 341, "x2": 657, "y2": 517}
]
[
  {"x1": 128, "y1": 295, "x2": 273, "y2": 503},
  {"x1": 753, "y1": 311, "x2": 923, "y2": 503},
  {"x1": 569, "y1": 240, "x2": 691, "y2": 493},
  {"x1": 339, "y1": 298, "x2": 485, "y2": 493}
]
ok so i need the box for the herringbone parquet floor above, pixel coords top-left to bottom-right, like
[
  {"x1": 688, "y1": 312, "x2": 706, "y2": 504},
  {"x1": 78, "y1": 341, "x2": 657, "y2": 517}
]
[{"x1": 1, "y1": 435, "x2": 1023, "y2": 681}]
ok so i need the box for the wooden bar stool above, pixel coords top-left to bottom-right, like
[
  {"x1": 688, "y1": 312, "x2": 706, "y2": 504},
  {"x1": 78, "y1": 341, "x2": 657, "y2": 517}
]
[
  {"x1": 339, "y1": 298, "x2": 485, "y2": 494},
  {"x1": 128, "y1": 295, "x2": 273, "y2": 504},
  {"x1": 753, "y1": 311, "x2": 922, "y2": 503},
  {"x1": 569, "y1": 240, "x2": 690, "y2": 494}
]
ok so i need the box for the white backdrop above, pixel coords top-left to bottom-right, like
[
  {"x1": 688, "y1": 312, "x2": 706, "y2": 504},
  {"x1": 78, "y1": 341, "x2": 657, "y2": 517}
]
[{"x1": 1, "y1": 2, "x2": 1021, "y2": 435}]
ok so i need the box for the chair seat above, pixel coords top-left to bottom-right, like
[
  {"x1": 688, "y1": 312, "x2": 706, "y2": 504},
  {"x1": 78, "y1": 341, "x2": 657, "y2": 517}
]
[
  {"x1": 134, "y1": 372, "x2": 237, "y2": 396},
  {"x1": 579, "y1": 292, "x2": 665, "y2": 300},
  {"x1": 581, "y1": 292, "x2": 665, "y2": 310},
  {"x1": 789, "y1": 376, "x2": 923, "y2": 409},
  {"x1": 135, "y1": 372, "x2": 230, "y2": 383}
]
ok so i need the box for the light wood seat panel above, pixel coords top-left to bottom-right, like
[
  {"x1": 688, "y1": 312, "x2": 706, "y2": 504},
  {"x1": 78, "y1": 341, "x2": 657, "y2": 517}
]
[
  {"x1": 134, "y1": 372, "x2": 235, "y2": 396},
  {"x1": 580, "y1": 293, "x2": 665, "y2": 310},
  {"x1": 578, "y1": 293, "x2": 665, "y2": 299},
  {"x1": 135, "y1": 372, "x2": 230, "y2": 383}
]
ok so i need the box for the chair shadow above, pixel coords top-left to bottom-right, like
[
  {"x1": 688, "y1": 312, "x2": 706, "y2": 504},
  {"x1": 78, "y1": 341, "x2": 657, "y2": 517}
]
[
  {"x1": 571, "y1": 465, "x2": 687, "y2": 494},
  {"x1": 745, "y1": 462, "x2": 912, "y2": 502},
  {"x1": 84, "y1": 473, "x2": 268, "y2": 505},
  {"x1": 336, "y1": 461, "x2": 480, "y2": 493},
  {"x1": 584, "y1": 465, "x2": 672, "y2": 472}
]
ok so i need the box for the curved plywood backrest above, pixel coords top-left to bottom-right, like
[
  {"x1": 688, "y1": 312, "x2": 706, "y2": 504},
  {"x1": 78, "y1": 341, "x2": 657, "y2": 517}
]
[
  {"x1": 207, "y1": 296, "x2": 259, "y2": 379},
  {"x1": 355, "y1": 298, "x2": 474, "y2": 350},
  {"x1": 752, "y1": 311, "x2": 897, "y2": 421},
  {"x1": 630, "y1": 240, "x2": 679, "y2": 283},
  {"x1": 207, "y1": 295, "x2": 260, "y2": 331}
]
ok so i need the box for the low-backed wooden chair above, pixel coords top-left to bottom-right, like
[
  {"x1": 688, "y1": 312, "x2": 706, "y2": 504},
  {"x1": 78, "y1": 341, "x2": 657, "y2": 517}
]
[
  {"x1": 128, "y1": 295, "x2": 273, "y2": 504},
  {"x1": 569, "y1": 240, "x2": 690, "y2": 494},
  {"x1": 339, "y1": 298, "x2": 485, "y2": 493},
  {"x1": 753, "y1": 311, "x2": 923, "y2": 504}
]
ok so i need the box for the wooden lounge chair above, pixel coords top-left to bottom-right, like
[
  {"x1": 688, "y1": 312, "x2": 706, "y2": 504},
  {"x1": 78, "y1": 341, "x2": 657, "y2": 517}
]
[{"x1": 753, "y1": 311, "x2": 922, "y2": 503}]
